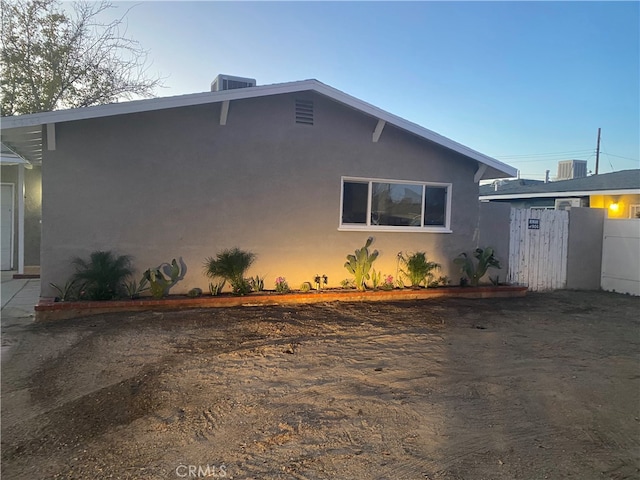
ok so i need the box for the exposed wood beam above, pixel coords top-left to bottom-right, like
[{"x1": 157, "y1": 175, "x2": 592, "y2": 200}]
[
  {"x1": 220, "y1": 100, "x2": 229, "y2": 125},
  {"x1": 474, "y1": 163, "x2": 487, "y2": 183},
  {"x1": 46, "y1": 123, "x2": 56, "y2": 150},
  {"x1": 372, "y1": 119, "x2": 385, "y2": 143}
]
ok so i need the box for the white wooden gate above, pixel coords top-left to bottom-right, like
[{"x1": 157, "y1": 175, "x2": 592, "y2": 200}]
[{"x1": 508, "y1": 208, "x2": 569, "y2": 291}]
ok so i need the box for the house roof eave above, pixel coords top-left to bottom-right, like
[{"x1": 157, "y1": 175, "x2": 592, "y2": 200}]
[{"x1": 480, "y1": 188, "x2": 640, "y2": 201}]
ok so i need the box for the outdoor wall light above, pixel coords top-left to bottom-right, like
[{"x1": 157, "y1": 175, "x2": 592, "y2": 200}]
[
  {"x1": 314, "y1": 274, "x2": 328, "y2": 291},
  {"x1": 609, "y1": 202, "x2": 620, "y2": 213}
]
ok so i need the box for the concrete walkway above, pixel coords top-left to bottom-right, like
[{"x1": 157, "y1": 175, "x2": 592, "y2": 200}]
[{"x1": 1, "y1": 271, "x2": 40, "y2": 360}]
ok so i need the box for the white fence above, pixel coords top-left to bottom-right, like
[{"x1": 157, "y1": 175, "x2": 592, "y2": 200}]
[
  {"x1": 508, "y1": 209, "x2": 569, "y2": 291},
  {"x1": 601, "y1": 219, "x2": 640, "y2": 296}
]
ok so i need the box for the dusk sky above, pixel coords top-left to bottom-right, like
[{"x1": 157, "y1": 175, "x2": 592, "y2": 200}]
[{"x1": 103, "y1": 1, "x2": 639, "y2": 180}]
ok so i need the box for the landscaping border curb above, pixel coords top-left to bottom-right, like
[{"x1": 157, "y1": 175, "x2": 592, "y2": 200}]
[{"x1": 35, "y1": 285, "x2": 527, "y2": 322}]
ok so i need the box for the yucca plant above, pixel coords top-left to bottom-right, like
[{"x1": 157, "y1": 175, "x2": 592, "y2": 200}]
[
  {"x1": 400, "y1": 252, "x2": 441, "y2": 288},
  {"x1": 204, "y1": 248, "x2": 256, "y2": 295},
  {"x1": 72, "y1": 250, "x2": 133, "y2": 300}
]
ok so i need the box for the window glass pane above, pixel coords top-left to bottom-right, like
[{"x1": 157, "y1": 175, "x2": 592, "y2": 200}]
[
  {"x1": 371, "y1": 183, "x2": 423, "y2": 226},
  {"x1": 424, "y1": 186, "x2": 447, "y2": 226},
  {"x1": 342, "y1": 181, "x2": 368, "y2": 224}
]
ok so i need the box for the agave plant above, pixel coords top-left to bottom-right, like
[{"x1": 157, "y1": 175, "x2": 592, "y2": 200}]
[
  {"x1": 204, "y1": 248, "x2": 256, "y2": 295},
  {"x1": 454, "y1": 247, "x2": 501, "y2": 287},
  {"x1": 72, "y1": 250, "x2": 133, "y2": 300},
  {"x1": 400, "y1": 252, "x2": 441, "y2": 288}
]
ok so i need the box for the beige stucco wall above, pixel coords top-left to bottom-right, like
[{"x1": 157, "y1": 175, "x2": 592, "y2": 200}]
[
  {"x1": 0, "y1": 164, "x2": 41, "y2": 268},
  {"x1": 42, "y1": 92, "x2": 484, "y2": 295}
]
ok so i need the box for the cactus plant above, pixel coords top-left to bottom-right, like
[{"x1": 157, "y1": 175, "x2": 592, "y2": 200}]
[
  {"x1": 143, "y1": 258, "x2": 184, "y2": 299},
  {"x1": 187, "y1": 287, "x2": 203, "y2": 298},
  {"x1": 344, "y1": 237, "x2": 379, "y2": 291}
]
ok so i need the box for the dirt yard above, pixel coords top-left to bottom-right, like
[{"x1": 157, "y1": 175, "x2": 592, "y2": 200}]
[{"x1": 2, "y1": 290, "x2": 639, "y2": 479}]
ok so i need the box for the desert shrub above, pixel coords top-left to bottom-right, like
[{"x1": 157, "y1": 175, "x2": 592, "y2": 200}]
[
  {"x1": 400, "y1": 252, "x2": 441, "y2": 287},
  {"x1": 72, "y1": 250, "x2": 133, "y2": 300},
  {"x1": 204, "y1": 248, "x2": 256, "y2": 295},
  {"x1": 187, "y1": 287, "x2": 203, "y2": 298}
]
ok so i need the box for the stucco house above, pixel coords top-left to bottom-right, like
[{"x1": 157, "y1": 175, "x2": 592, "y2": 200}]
[
  {"x1": 479, "y1": 169, "x2": 640, "y2": 218},
  {"x1": 1, "y1": 76, "x2": 516, "y2": 295}
]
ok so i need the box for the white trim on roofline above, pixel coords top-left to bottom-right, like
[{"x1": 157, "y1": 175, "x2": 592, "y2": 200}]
[
  {"x1": 1, "y1": 79, "x2": 516, "y2": 178},
  {"x1": 480, "y1": 188, "x2": 640, "y2": 201}
]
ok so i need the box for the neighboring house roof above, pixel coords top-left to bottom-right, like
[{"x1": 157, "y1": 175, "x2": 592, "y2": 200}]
[
  {"x1": 480, "y1": 169, "x2": 640, "y2": 200},
  {"x1": 479, "y1": 179, "x2": 545, "y2": 196},
  {"x1": 0, "y1": 79, "x2": 516, "y2": 180}
]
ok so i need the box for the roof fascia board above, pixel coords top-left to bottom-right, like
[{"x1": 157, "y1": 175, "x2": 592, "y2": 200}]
[
  {"x1": 0, "y1": 80, "x2": 320, "y2": 129},
  {"x1": 480, "y1": 188, "x2": 640, "y2": 200}
]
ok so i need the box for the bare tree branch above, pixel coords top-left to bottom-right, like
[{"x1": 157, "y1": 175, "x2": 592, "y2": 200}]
[{"x1": 1, "y1": 0, "x2": 164, "y2": 115}]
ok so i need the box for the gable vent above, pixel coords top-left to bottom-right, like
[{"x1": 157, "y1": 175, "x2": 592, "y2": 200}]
[{"x1": 295, "y1": 99, "x2": 314, "y2": 125}]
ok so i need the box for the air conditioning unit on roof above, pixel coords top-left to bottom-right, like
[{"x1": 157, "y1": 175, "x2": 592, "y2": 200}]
[
  {"x1": 211, "y1": 74, "x2": 256, "y2": 92},
  {"x1": 554, "y1": 198, "x2": 584, "y2": 211},
  {"x1": 557, "y1": 160, "x2": 587, "y2": 180}
]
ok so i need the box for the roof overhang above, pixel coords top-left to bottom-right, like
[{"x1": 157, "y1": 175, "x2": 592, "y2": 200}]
[
  {"x1": 0, "y1": 142, "x2": 32, "y2": 168},
  {"x1": 1, "y1": 79, "x2": 517, "y2": 179},
  {"x1": 480, "y1": 188, "x2": 640, "y2": 201}
]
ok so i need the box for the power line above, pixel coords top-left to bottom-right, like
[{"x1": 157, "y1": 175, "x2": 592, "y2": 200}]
[
  {"x1": 601, "y1": 151, "x2": 640, "y2": 162},
  {"x1": 494, "y1": 149, "x2": 593, "y2": 159}
]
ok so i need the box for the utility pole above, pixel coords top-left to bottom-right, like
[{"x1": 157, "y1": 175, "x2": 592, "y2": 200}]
[{"x1": 595, "y1": 127, "x2": 601, "y2": 175}]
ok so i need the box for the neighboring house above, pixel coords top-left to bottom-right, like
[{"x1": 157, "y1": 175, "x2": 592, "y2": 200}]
[
  {"x1": 1, "y1": 76, "x2": 516, "y2": 295},
  {"x1": 480, "y1": 169, "x2": 640, "y2": 218}
]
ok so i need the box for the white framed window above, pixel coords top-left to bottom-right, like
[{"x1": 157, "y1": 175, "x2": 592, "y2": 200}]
[
  {"x1": 339, "y1": 176, "x2": 452, "y2": 232},
  {"x1": 630, "y1": 204, "x2": 640, "y2": 219}
]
